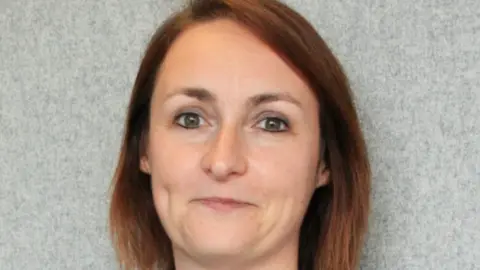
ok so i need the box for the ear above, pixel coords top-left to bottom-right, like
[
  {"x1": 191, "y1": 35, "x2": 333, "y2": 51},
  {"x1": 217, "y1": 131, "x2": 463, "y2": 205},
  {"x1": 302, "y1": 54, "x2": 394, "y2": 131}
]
[
  {"x1": 315, "y1": 160, "x2": 330, "y2": 188},
  {"x1": 139, "y1": 130, "x2": 151, "y2": 174},
  {"x1": 140, "y1": 155, "x2": 151, "y2": 174}
]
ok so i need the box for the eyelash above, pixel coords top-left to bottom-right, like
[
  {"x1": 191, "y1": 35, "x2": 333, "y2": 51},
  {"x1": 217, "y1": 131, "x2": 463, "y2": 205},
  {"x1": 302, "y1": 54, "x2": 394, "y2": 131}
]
[
  {"x1": 256, "y1": 116, "x2": 290, "y2": 132},
  {"x1": 173, "y1": 111, "x2": 290, "y2": 132},
  {"x1": 174, "y1": 112, "x2": 206, "y2": 129}
]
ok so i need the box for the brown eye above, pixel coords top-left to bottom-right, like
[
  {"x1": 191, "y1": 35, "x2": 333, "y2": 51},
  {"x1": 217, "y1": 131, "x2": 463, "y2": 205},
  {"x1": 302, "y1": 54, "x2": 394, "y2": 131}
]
[
  {"x1": 257, "y1": 117, "x2": 289, "y2": 132},
  {"x1": 175, "y1": 112, "x2": 205, "y2": 129}
]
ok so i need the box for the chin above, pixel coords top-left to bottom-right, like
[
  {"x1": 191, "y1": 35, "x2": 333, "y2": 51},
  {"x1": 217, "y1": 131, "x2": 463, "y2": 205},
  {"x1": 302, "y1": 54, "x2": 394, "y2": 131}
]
[
  {"x1": 190, "y1": 240, "x2": 248, "y2": 258},
  {"x1": 181, "y1": 217, "x2": 257, "y2": 257}
]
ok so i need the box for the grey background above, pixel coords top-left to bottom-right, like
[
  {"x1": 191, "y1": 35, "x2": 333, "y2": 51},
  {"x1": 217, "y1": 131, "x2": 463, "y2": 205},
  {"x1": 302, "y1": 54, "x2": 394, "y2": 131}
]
[{"x1": 1, "y1": 0, "x2": 479, "y2": 269}]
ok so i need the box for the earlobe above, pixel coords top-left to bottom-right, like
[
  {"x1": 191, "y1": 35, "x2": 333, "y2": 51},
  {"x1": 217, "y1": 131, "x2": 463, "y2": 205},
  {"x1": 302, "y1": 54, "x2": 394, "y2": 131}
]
[
  {"x1": 139, "y1": 134, "x2": 151, "y2": 174},
  {"x1": 316, "y1": 162, "x2": 330, "y2": 188},
  {"x1": 140, "y1": 156, "x2": 151, "y2": 174}
]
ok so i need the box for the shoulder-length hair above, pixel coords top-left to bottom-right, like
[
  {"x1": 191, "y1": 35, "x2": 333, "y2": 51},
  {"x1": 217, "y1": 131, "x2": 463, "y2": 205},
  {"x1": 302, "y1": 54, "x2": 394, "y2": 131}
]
[{"x1": 109, "y1": 0, "x2": 371, "y2": 269}]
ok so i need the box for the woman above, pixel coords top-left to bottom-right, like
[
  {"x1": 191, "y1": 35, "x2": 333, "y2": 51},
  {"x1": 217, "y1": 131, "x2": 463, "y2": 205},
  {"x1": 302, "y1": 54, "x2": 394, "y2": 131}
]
[{"x1": 109, "y1": 0, "x2": 371, "y2": 269}]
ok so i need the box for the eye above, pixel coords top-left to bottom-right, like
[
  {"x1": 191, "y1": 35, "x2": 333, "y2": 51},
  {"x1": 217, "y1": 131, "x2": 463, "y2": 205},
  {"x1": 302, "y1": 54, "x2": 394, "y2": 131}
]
[
  {"x1": 174, "y1": 112, "x2": 205, "y2": 129},
  {"x1": 257, "y1": 117, "x2": 289, "y2": 132}
]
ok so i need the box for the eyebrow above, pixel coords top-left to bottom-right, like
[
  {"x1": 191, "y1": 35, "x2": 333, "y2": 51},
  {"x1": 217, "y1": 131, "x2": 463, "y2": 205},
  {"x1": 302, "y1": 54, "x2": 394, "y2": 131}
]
[
  {"x1": 165, "y1": 87, "x2": 216, "y2": 102},
  {"x1": 164, "y1": 87, "x2": 303, "y2": 109}
]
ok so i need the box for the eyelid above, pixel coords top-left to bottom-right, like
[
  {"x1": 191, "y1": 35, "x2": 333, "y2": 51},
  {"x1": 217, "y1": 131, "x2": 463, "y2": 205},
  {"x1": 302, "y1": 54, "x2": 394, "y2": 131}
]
[
  {"x1": 173, "y1": 107, "x2": 211, "y2": 125},
  {"x1": 174, "y1": 105, "x2": 210, "y2": 118},
  {"x1": 254, "y1": 111, "x2": 290, "y2": 126},
  {"x1": 252, "y1": 112, "x2": 291, "y2": 134}
]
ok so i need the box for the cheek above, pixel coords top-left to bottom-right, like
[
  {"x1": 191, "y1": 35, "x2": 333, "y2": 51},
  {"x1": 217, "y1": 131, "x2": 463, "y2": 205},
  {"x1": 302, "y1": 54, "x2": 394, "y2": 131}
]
[
  {"x1": 148, "y1": 131, "x2": 205, "y2": 231},
  {"x1": 148, "y1": 131, "x2": 202, "y2": 198},
  {"x1": 251, "y1": 141, "x2": 318, "y2": 203},
  {"x1": 249, "y1": 144, "x2": 317, "y2": 237}
]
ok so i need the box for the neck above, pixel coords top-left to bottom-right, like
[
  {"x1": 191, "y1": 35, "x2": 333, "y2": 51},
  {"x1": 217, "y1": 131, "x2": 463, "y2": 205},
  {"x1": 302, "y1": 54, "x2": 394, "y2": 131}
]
[{"x1": 173, "y1": 236, "x2": 299, "y2": 270}]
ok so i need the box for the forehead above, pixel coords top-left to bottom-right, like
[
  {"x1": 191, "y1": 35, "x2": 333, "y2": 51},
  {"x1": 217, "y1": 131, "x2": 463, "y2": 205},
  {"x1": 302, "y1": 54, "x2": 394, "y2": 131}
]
[{"x1": 155, "y1": 19, "x2": 313, "y2": 103}]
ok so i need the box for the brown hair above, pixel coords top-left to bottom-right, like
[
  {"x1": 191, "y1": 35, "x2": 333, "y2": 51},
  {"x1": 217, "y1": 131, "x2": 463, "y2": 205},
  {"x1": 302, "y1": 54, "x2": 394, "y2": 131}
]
[{"x1": 108, "y1": 0, "x2": 371, "y2": 269}]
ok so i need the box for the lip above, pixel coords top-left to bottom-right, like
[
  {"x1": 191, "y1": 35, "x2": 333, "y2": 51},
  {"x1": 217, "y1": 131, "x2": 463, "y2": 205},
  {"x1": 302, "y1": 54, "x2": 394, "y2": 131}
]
[{"x1": 194, "y1": 197, "x2": 253, "y2": 211}]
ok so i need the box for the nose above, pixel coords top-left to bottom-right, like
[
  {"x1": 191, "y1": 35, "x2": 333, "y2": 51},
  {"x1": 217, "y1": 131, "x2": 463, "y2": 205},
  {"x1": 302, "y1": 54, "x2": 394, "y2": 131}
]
[{"x1": 200, "y1": 125, "x2": 247, "y2": 181}]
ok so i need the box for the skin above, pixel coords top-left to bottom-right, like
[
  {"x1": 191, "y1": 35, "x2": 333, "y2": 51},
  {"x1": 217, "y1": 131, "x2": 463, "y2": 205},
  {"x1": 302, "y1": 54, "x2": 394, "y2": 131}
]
[{"x1": 140, "y1": 19, "x2": 330, "y2": 270}]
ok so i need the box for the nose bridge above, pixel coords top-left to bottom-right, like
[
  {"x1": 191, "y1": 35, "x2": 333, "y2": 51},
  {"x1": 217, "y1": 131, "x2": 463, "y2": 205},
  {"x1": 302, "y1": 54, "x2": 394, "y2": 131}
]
[
  {"x1": 202, "y1": 123, "x2": 246, "y2": 179},
  {"x1": 211, "y1": 123, "x2": 242, "y2": 167},
  {"x1": 213, "y1": 124, "x2": 237, "y2": 155}
]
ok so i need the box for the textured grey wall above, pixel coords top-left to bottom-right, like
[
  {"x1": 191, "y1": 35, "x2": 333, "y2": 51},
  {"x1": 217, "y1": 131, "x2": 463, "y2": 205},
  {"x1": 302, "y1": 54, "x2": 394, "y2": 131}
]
[{"x1": 1, "y1": 0, "x2": 479, "y2": 269}]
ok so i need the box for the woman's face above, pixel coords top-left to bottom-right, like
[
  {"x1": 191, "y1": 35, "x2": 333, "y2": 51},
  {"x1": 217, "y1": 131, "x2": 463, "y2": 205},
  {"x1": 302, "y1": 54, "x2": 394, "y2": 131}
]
[{"x1": 141, "y1": 19, "x2": 329, "y2": 265}]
